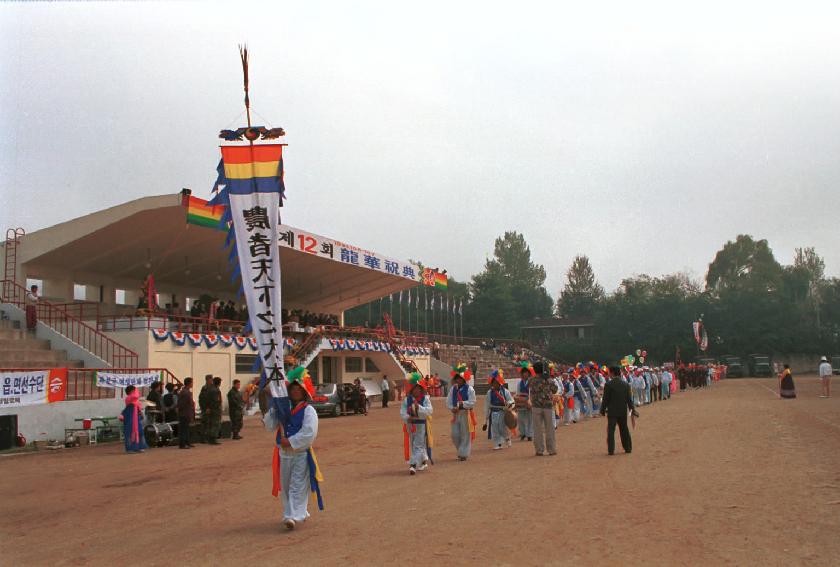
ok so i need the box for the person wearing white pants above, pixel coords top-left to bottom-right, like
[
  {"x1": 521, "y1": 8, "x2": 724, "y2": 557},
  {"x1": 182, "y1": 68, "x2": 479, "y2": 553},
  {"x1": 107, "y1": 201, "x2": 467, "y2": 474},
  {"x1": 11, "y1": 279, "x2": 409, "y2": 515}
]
[
  {"x1": 401, "y1": 372, "x2": 434, "y2": 475},
  {"x1": 265, "y1": 366, "x2": 322, "y2": 531}
]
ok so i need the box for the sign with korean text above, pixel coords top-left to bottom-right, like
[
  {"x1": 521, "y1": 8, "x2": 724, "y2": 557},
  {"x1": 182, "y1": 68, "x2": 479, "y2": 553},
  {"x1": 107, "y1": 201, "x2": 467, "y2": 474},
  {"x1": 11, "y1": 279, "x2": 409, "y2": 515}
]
[
  {"x1": 278, "y1": 224, "x2": 422, "y2": 283},
  {"x1": 0, "y1": 368, "x2": 67, "y2": 407},
  {"x1": 94, "y1": 371, "x2": 163, "y2": 389}
]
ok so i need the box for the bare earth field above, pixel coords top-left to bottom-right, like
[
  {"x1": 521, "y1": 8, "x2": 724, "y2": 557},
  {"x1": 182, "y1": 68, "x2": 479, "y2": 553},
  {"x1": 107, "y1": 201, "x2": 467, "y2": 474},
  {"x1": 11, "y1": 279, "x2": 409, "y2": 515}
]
[{"x1": 2, "y1": 376, "x2": 840, "y2": 567}]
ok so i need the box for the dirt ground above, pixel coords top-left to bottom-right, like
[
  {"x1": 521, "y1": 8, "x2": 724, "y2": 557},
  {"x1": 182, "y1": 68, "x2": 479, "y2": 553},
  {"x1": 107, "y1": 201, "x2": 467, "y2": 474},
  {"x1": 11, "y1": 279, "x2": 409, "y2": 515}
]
[{"x1": 2, "y1": 375, "x2": 840, "y2": 566}]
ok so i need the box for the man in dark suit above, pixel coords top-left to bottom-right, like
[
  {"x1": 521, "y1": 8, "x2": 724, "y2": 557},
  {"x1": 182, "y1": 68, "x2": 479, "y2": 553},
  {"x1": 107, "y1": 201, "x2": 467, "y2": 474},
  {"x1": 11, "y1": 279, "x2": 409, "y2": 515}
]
[
  {"x1": 176, "y1": 377, "x2": 195, "y2": 449},
  {"x1": 600, "y1": 366, "x2": 637, "y2": 455}
]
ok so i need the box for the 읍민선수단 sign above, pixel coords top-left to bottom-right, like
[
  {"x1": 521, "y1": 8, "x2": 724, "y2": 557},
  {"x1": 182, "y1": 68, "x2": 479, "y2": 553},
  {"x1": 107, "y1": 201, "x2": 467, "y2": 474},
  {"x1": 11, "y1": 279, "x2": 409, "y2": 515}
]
[{"x1": 0, "y1": 368, "x2": 67, "y2": 407}]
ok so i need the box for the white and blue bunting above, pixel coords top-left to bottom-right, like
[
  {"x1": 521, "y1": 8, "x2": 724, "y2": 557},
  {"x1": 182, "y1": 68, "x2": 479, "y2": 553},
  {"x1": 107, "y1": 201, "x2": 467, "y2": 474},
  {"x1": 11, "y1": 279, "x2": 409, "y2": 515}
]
[
  {"x1": 326, "y1": 338, "x2": 429, "y2": 356},
  {"x1": 150, "y1": 329, "x2": 429, "y2": 356}
]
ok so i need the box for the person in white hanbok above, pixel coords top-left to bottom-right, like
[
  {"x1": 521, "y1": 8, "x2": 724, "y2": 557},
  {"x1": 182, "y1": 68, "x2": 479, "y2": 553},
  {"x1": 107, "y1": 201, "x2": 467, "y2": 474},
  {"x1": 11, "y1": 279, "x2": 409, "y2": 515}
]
[
  {"x1": 483, "y1": 370, "x2": 514, "y2": 450},
  {"x1": 401, "y1": 372, "x2": 434, "y2": 475},
  {"x1": 447, "y1": 363, "x2": 476, "y2": 461}
]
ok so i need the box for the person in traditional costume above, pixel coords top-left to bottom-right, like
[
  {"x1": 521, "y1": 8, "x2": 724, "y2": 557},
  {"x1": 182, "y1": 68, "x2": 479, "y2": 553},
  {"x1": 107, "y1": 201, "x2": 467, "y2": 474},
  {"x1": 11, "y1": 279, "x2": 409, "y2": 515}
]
[
  {"x1": 779, "y1": 364, "x2": 796, "y2": 399},
  {"x1": 549, "y1": 364, "x2": 563, "y2": 429},
  {"x1": 119, "y1": 385, "x2": 148, "y2": 453},
  {"x1": 264, "y1": 366, "x2": 323, "y2": 531},
  {"x1": 447, "y1": 363, "x2": 476, "y2": 461},
  {"x1": 562, "y1": 372, "x2": 575, "y2": 426},
  {"x1": 483, "y1": 369, "x2": 514, "y2": 450},
  {"x1": 515, "y1": 361, "x2": 535, "y2": 441},
  {"x1": 401, "y1": 371, "x2": 434, "y2": 475},
  {"x1": 572, "y1": 372, "x2": 586, "y2": 422}
]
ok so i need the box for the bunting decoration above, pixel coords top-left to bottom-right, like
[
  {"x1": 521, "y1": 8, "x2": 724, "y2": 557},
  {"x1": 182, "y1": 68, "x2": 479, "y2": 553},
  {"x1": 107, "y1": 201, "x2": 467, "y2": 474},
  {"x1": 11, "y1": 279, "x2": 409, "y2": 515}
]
[
  {"x1": 148, "y1": 330, "x2": 269, "y2": 351},
  {"x1": 152, "y1": 328, "x2": 169, "y2": 341}
]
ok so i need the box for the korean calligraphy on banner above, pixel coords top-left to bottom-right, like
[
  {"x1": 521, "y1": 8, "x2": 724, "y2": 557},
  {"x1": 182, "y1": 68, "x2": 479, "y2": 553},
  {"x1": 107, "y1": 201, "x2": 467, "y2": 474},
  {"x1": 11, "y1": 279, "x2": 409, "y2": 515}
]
[
  {"x1": 278, "y1": 224, "x2": 422, "y2": 282},
  {"x1": 0, "y1": 368, "x2": 67, "y2": 407},
  {"x1": 94, "y1": 371, "x2": 163, "y2": 389},
  {"x1": 229, "y1": 194, "x2": 288, "y2": 400}
]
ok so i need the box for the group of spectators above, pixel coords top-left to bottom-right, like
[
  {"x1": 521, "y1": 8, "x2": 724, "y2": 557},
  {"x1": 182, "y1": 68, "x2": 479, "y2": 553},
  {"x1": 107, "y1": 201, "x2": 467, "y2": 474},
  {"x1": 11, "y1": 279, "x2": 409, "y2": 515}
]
[
  {"x1": 141, "y1": 375, "x2": 247, "y2": 449},
  {"x1": 282, "y1": 309, "x2": 339, "y2": 328}
]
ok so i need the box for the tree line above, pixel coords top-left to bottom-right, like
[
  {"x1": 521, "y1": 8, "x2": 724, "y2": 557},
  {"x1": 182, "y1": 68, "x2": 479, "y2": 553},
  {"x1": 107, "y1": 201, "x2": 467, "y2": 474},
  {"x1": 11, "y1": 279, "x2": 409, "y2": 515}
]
[{"x1": 345, "y1": 232, "x2": 839, "y2": 363}]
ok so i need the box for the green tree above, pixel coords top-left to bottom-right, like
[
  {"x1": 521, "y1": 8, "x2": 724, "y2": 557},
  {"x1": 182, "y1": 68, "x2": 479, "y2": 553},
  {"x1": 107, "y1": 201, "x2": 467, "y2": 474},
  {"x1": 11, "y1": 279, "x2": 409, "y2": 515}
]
[
  {"x1": 467, "y1": 231, "x2": 553, "y2": 338},
  {"x1": 556, "y1": 255, "x2": 604, "y2": 317},
  {"x1": 706, "y1": 235, "x2": 784, "y2": 294}
]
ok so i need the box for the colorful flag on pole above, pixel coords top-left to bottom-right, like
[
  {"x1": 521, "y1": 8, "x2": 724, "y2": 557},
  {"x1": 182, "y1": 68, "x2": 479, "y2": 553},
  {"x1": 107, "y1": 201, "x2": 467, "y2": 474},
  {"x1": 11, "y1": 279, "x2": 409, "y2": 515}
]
[
  {"x1": 185, "y1": 195, "x2": 226, "y2": 229},
  {"x1": 208, "y1": 142, "x2": 288, "y2": 418}
]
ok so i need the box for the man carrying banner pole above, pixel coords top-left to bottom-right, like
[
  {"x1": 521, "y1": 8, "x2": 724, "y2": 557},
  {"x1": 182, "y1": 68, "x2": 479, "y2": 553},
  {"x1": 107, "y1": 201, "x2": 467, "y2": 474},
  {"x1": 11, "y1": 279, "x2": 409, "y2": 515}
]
[{"x1": 209, "y1": 46, "x2": 322, "y2": 526}]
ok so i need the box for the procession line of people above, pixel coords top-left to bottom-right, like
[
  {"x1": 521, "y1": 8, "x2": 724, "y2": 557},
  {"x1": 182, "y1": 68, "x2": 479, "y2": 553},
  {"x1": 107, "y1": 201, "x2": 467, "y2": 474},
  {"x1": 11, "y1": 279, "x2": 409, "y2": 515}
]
[{"x1": 400, "y1": 360, "x2": 706, "y2": 472}]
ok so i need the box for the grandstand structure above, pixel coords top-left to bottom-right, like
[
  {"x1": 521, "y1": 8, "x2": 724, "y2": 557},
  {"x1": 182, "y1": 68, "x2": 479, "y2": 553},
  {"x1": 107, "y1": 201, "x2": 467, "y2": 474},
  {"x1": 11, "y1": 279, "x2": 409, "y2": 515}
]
[{"x1": 1, "y1": 191, "x2": 438, "y2": 441}]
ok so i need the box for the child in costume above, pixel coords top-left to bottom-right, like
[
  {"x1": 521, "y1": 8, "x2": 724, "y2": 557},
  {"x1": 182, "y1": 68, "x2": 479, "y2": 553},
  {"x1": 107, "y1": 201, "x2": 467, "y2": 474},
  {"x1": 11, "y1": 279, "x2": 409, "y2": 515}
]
[
  {"x1": 483, "y1": 369, "x2": 514, "y2": 450},
  {"x1": 401, "y1": 371, "x2": 434, "y2": 475},
  {"x1": 516, "y1": 362, "x2": 535, "y2": 442},
  {"x1": 264, "y1": 366, "x2": 324, "y2": 531},
  {"x1": 447, "y1": 363, "x2": 477, "y2": 461}
]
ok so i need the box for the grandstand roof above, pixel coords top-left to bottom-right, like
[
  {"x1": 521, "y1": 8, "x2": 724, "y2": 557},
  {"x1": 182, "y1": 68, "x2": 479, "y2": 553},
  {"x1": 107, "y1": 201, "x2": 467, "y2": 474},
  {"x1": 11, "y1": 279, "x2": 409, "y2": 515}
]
[{"x1": 17, "y1": 192, "x2": 421, "y2": 313}]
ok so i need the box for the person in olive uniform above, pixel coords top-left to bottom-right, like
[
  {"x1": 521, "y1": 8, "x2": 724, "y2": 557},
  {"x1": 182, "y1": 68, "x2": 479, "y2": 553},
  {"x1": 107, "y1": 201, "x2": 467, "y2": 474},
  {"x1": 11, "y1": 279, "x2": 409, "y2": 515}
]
[
  {"x1": 206, "y1": 377, "x2": 223, "y2": 444},
  {"x1": 227, "y1": 379, "x2": 245, "y2": 440},
  {"x1": 600, "y1": 366, "x2": 637, "y2": 455}
]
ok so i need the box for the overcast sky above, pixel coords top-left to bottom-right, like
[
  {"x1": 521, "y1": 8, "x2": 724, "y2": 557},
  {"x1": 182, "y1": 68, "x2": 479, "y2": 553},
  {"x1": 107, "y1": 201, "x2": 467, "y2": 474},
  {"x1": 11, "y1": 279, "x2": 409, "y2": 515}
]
[{"x1": 2, "y1": 1, "x2": 838, "y2": 296}]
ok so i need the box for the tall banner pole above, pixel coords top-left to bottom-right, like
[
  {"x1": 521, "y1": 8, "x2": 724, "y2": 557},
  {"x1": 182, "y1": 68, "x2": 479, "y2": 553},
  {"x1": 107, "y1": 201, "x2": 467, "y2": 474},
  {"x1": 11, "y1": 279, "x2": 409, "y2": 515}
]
[{"x1": 211, "y1": 45, "x2": 290, "y2": 431}]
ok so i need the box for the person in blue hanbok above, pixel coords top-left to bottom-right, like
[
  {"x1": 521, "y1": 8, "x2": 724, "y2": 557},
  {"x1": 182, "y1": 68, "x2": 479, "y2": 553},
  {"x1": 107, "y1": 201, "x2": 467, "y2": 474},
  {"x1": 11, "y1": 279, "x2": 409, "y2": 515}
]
[
  {"x1": 264, "y1": 366, "x2": 323, "y2": 531},
  {"x1": 119, "y1": 385, "x2": 148, "y2": 453},
  {"x1": 483, "y1": 369, "x2": 514, "y2": 450}
]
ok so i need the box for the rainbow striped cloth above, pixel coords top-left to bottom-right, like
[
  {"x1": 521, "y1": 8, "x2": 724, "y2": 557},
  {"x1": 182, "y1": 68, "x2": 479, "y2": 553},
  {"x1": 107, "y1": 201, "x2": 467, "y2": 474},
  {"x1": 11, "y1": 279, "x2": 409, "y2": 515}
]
[{"x1": 185, "y1": 196, "x2": 225, "y2": 229}]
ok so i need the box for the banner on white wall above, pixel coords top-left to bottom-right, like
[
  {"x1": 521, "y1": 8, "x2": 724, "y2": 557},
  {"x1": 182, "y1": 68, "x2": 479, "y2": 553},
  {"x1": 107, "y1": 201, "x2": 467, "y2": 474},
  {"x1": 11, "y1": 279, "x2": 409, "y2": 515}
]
[{"x1": 95, "y1": 371, "x2": 163, "y2": 389}]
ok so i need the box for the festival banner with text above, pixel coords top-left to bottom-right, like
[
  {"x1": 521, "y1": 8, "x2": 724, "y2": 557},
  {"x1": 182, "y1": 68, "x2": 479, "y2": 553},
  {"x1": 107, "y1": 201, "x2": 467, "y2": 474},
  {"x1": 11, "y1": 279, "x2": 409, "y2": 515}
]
[
  {"x1": 95, "y1": 371, "x2": 163, "y2": 389},
  {"x1": 210, "y1": 143, "x2": 289, "y2": 406},
  {"x1": 0, "y1": 368, "x2": 67, "y2": 407}
]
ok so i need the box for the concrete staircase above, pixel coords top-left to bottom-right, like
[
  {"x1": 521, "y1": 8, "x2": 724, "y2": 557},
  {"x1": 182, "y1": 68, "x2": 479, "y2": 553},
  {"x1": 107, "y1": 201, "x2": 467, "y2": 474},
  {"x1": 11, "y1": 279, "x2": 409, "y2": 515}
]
[
  {"x1": 0, "y1": 319, "x2": 84, "y2": 368},
  {"x1": 436, "y1": 344, "x2": 520, "y2": 394}
]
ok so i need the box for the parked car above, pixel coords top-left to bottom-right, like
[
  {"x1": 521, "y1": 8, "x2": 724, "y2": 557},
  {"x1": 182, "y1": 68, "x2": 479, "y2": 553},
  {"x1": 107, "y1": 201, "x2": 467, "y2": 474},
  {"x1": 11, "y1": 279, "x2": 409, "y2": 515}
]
[
  {"x1": 311, "y1": 383, "x2": 342, "y2": 417},
  {"x1": 832, "y1": 355, "x2": 840, "y2": 375},
  {"x1": 748, "y1": 354, "x2": 772, "y2": 377},
  {"x1": 721, "y1": 355, "x2": 744, "y2": 377}
]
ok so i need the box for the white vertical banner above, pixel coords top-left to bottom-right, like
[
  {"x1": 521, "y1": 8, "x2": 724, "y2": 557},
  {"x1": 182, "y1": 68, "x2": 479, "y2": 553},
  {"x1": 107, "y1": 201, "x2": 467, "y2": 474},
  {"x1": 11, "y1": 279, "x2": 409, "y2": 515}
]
[{"x1": 229, "y1": 192, "x2": 287, "y2": 399}]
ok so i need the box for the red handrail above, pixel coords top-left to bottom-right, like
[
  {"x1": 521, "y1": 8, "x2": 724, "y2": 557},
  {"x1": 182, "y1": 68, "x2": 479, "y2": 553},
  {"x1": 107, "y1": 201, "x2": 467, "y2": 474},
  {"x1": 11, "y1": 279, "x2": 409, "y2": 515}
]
[{"x1": 0, "y1": 279, "x2": 139, "y2": 368}]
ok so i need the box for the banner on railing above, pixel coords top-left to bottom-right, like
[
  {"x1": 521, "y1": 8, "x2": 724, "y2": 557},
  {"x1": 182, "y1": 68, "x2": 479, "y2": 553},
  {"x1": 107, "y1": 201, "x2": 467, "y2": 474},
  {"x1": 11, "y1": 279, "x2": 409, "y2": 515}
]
[
  {"x1": 0, "y1": 368, "x2": 67, "y2": 407},
  {"x1": 95, "y1": 371, "x2": 163, "y2": 389}
]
